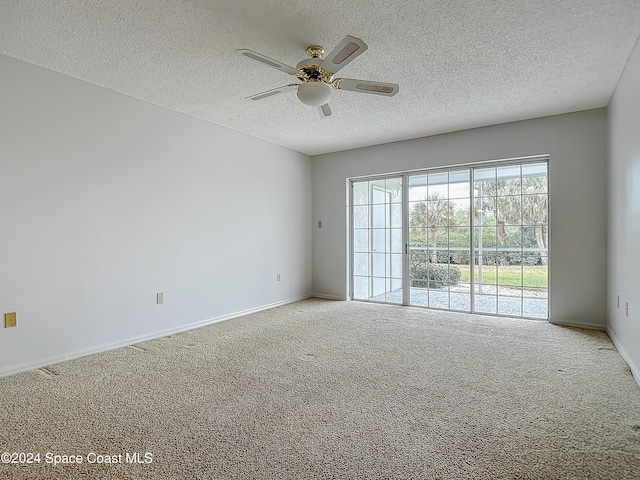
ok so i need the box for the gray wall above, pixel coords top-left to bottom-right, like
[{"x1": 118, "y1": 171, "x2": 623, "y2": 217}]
[
  {"x1": 0, "y1": 55, "x2": 312, "y2": 376},
  {"x1": 311, "y1": 109, "x2": 608, "y2": 328},
  {"x1": 608, "y1": 37, "x2": 640, "y2": 382}
]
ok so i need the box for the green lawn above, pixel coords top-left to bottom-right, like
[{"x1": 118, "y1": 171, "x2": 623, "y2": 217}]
[{"x1": 456, "y1": 264, "x2": 547, "y2": 288}]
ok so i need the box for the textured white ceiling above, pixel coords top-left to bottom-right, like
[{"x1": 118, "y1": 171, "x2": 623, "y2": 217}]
[{"x1": 1, "y1": 1, "x2": 640, "y2": 156}]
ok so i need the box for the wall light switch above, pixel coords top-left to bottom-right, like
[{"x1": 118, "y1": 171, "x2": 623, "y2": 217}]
[
  {"x1": 157, "y1": 292, "x2": 164, "y2": 304},
  {"x1": 318, "y1": 220, "x2": 322, "y2": 228},
  {"x1": 4, "y1": 312, "x2": 17, "y2": 328}
]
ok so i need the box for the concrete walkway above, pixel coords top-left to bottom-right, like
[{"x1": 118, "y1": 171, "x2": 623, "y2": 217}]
[{"x1": 372, "y1": 284, "x2": 548, "y2": 319}]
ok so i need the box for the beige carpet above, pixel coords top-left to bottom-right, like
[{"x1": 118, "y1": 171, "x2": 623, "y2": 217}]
[{"x1": 1, "y1": 298, "x2": 639, "y2": 479}]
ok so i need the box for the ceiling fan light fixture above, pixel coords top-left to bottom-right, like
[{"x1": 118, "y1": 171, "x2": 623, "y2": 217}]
[{"x1": 297, "y1": 81, "x2": 332, "y2": 107}]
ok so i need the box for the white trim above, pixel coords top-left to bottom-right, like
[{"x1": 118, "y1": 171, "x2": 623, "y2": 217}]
[
  {"x1": 347, "y1": 154, "x2": 550, "y2": 182},
  {"x1": 0, "y1": 295, "x2": 312, "y2": 379},
  {"x1": 348, "y1": 179, "x2": 355, "y2": 301},
  {"x1": 607, "y1": 328, "x2": 640, "y2": 387},
  {"x1": 311, "y1": 293, "x2": 346, "y2": 301},
  {"x1": 548, "y1": 319, "x2": 606, "y2": 330}
]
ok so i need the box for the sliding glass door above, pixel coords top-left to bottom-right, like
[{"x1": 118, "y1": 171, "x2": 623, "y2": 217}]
[
  {"x1": 349, "y1": 159, "x2": 549, "y2": 320},
  {"x1": 351, "y1": 177, "x2": 404, "y2": 304},
  {"x1": 408, "y1": 170, "x2": 472, "y2": 311},
  {"x1": 472, "y1": 163, "x2": 548, "y2": 318}
]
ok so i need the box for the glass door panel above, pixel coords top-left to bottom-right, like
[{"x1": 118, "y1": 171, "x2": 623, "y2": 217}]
[
  {"x1": 351, "y1": 176, "x2": 403, "y2": 304},
  {"x1": 473, "y1": 162, "x2": 548, "y2": 318},
  {"x1": 408, "y1": 169, "x2": 471, "y2": 312}
]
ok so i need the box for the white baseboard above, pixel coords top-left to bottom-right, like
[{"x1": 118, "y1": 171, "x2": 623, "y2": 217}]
[
  {"x1": 311, "y1": 293, "x2": 347, "y2": 301},
  {"x1": 607, "y1": 328, "x2": 640, "y2": 387},
  {"x1": 0, "y1": 295, "x2": 311, "y2": 379},
  {"x1": 548, "y1": 319, "x2": 606, "y2": 331}
]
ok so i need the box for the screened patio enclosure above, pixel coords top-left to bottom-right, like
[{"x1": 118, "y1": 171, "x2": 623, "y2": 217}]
[{"x1": 349, "y1": 159, "x2": 549, "y2": 319}]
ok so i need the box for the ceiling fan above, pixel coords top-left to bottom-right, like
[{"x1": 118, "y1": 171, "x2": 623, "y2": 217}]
[{"x1": 236, "y1": 35, "x2": 399, "y2": 118}]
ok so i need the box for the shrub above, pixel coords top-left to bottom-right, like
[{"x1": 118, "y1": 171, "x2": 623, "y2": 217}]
[
  {"x1": 411, "y1": 263, "x2": 461, "y2": 289},
  {"x1": 506, "y1": 251, "x2": 541, "y2": 266}
]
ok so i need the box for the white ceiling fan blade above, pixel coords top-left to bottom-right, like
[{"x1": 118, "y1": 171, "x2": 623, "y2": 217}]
[
  {"x1": 245, "y1": 85, "x2": 297, "y2": 101},
  {"x1": 334, "y1": 78, "x2": 399, "y2": 97},
  {"x1": 318, "y1": 103, "x2": 333, "y2": 118},
  {"x1": 319, "y1": 35, "x2": 368, "y2": 74},
  {"x1": 236, "y1": 49, "x2": 297, "y2": 75}
]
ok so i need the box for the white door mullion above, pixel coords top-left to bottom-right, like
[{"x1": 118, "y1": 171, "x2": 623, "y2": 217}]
[
  {"x1": 470, "y1": 168, "x2": 476, "y2": 313},
  {"x1": 402, "y1": 173, "x2": 410, "y2": 306}
]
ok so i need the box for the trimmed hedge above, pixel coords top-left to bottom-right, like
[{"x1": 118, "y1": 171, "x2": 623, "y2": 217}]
[{"x1": 411, "y1": 263, "x2": 461, "y2": 289}]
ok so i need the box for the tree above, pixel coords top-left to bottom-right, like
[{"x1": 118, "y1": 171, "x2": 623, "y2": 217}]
[
  {"x1": 409, "y1": 193, "x2": 455, "y2": 263},
  {"x1": 522, "y1": 176, "x2": 548, "y2": 265},
  {"x1": 477, "y1": 175, "x2": 547, "y2": 265},
  {"x1": 477, "y1": 178, "x2": 520, "y2": 246},
  {"x1": 410, "y1": 201, "x2": 427, "y2": 237},
  {"x1": 427, "y1": 194, "x2": 455, "y2": 262}
]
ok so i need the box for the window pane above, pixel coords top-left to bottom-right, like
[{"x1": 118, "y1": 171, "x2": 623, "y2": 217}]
[
  {"x1": 498, "y1": 263, "x2": 522, "y2": 287},
  {"x1": 372, "y1": 253, "x2": 385, "y2": 277},
  {"x1": 449, "y1": 170, "x2": 470, "y2": 199},
  {"x1": 497, "y1": 165, "x2": 522, "y2": 193},
  {"x1": 372, "y1": 205, "x2": 386, "y2": 228},
  {"x1": 498, "y1": 195, "x2": 521, "y2": 226},
  {"x1": 353, "y1": 229, "x2": 369, "y2": 253},
  {"x1": 353, "y1": 276, "x2": 369, "y2": 299},
  {"x1": 353, "y1": 206, "x2": 368, "y2": 228},
  {"x1": 391, "y1": 203, "x2": 402, "y2": 228},
  {"x1": 523, "y1": 264, "x2": 547, "y2": 288},
  {"x1": 390, "y1": 254, "x2": 403, "y2": 279},
  {"x1": 450, "y1": 227, "x2": 470, "y2": 265},
  {"x1": 428, "y1": 172, "x2": 448, "y2": 198},
  {"x1": 353, "y1": 182, "x2": 369, "y2": 205},
  {"x1": 371, "y1": 229, "x2": 385, "y2": 253},
  {"x1": 371, "y1": 181, "x2": 387, "y2": 204},
  {"x1": 353, "y1": 253, "x2": 369, "y2": 276},
  {"x1": 386, "y1": 178, "x2": 402, "y2": 203},
  {"x1": 391, "y1": 229, "x2": 403, "y2": 253},
  {"x1": 429, "y1": 290, "x2": 449, "y2": 309},
  {"x1": 498, "y1": 295, "x2": 522, "y2": 316},
  {"x1": 475, "y1": 291, "x2": 497, "y2": 314},
  {"x1": 372, "y1": 277, "x2": 386, "y2": 297}
]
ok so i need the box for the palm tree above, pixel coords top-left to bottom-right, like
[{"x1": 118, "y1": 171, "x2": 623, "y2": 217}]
[
  {"x1": 409, "y1": 201, "x2": 427, "y2": 237},
  {"x1": 478, "y1": 178, "x2": 521, "y2": 246},
  {"x1": 410, "y1": 194, "x2": 455, "y2": 263},
  {"x1": 478, "y1": 175, "x2": 547, "y2": 264},
  {"x1": 426, "y1": 193, "x2": 455, "y2": 263},
  {"x1": 522, "y1": 176, "x2": 548, "y2": 265}
]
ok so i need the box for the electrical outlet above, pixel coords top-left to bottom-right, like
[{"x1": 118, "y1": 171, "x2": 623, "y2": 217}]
[
  {"x1": 625, "y1": 302, "x2": 629, "y2": 317},
  {"x1": 157, "y1": 292, "x2": 164, "y2": 304},
  {"x1": 4, "y1": 312, "x2": 17, "y2": 328},
  {"x1": 277, "y1": 273, "x2": 281, "y2": 282}
]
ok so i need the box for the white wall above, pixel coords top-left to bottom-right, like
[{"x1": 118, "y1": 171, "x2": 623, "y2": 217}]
[
  {"x1": 0, "y1": 55, "x2": 312, "y2": 376},
  {"x1": 608, "y1": 37, "x2": 640, "y2": 382},
  {"x1": 312, "y1": 109, "x2": 608, "y2": 328}
]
